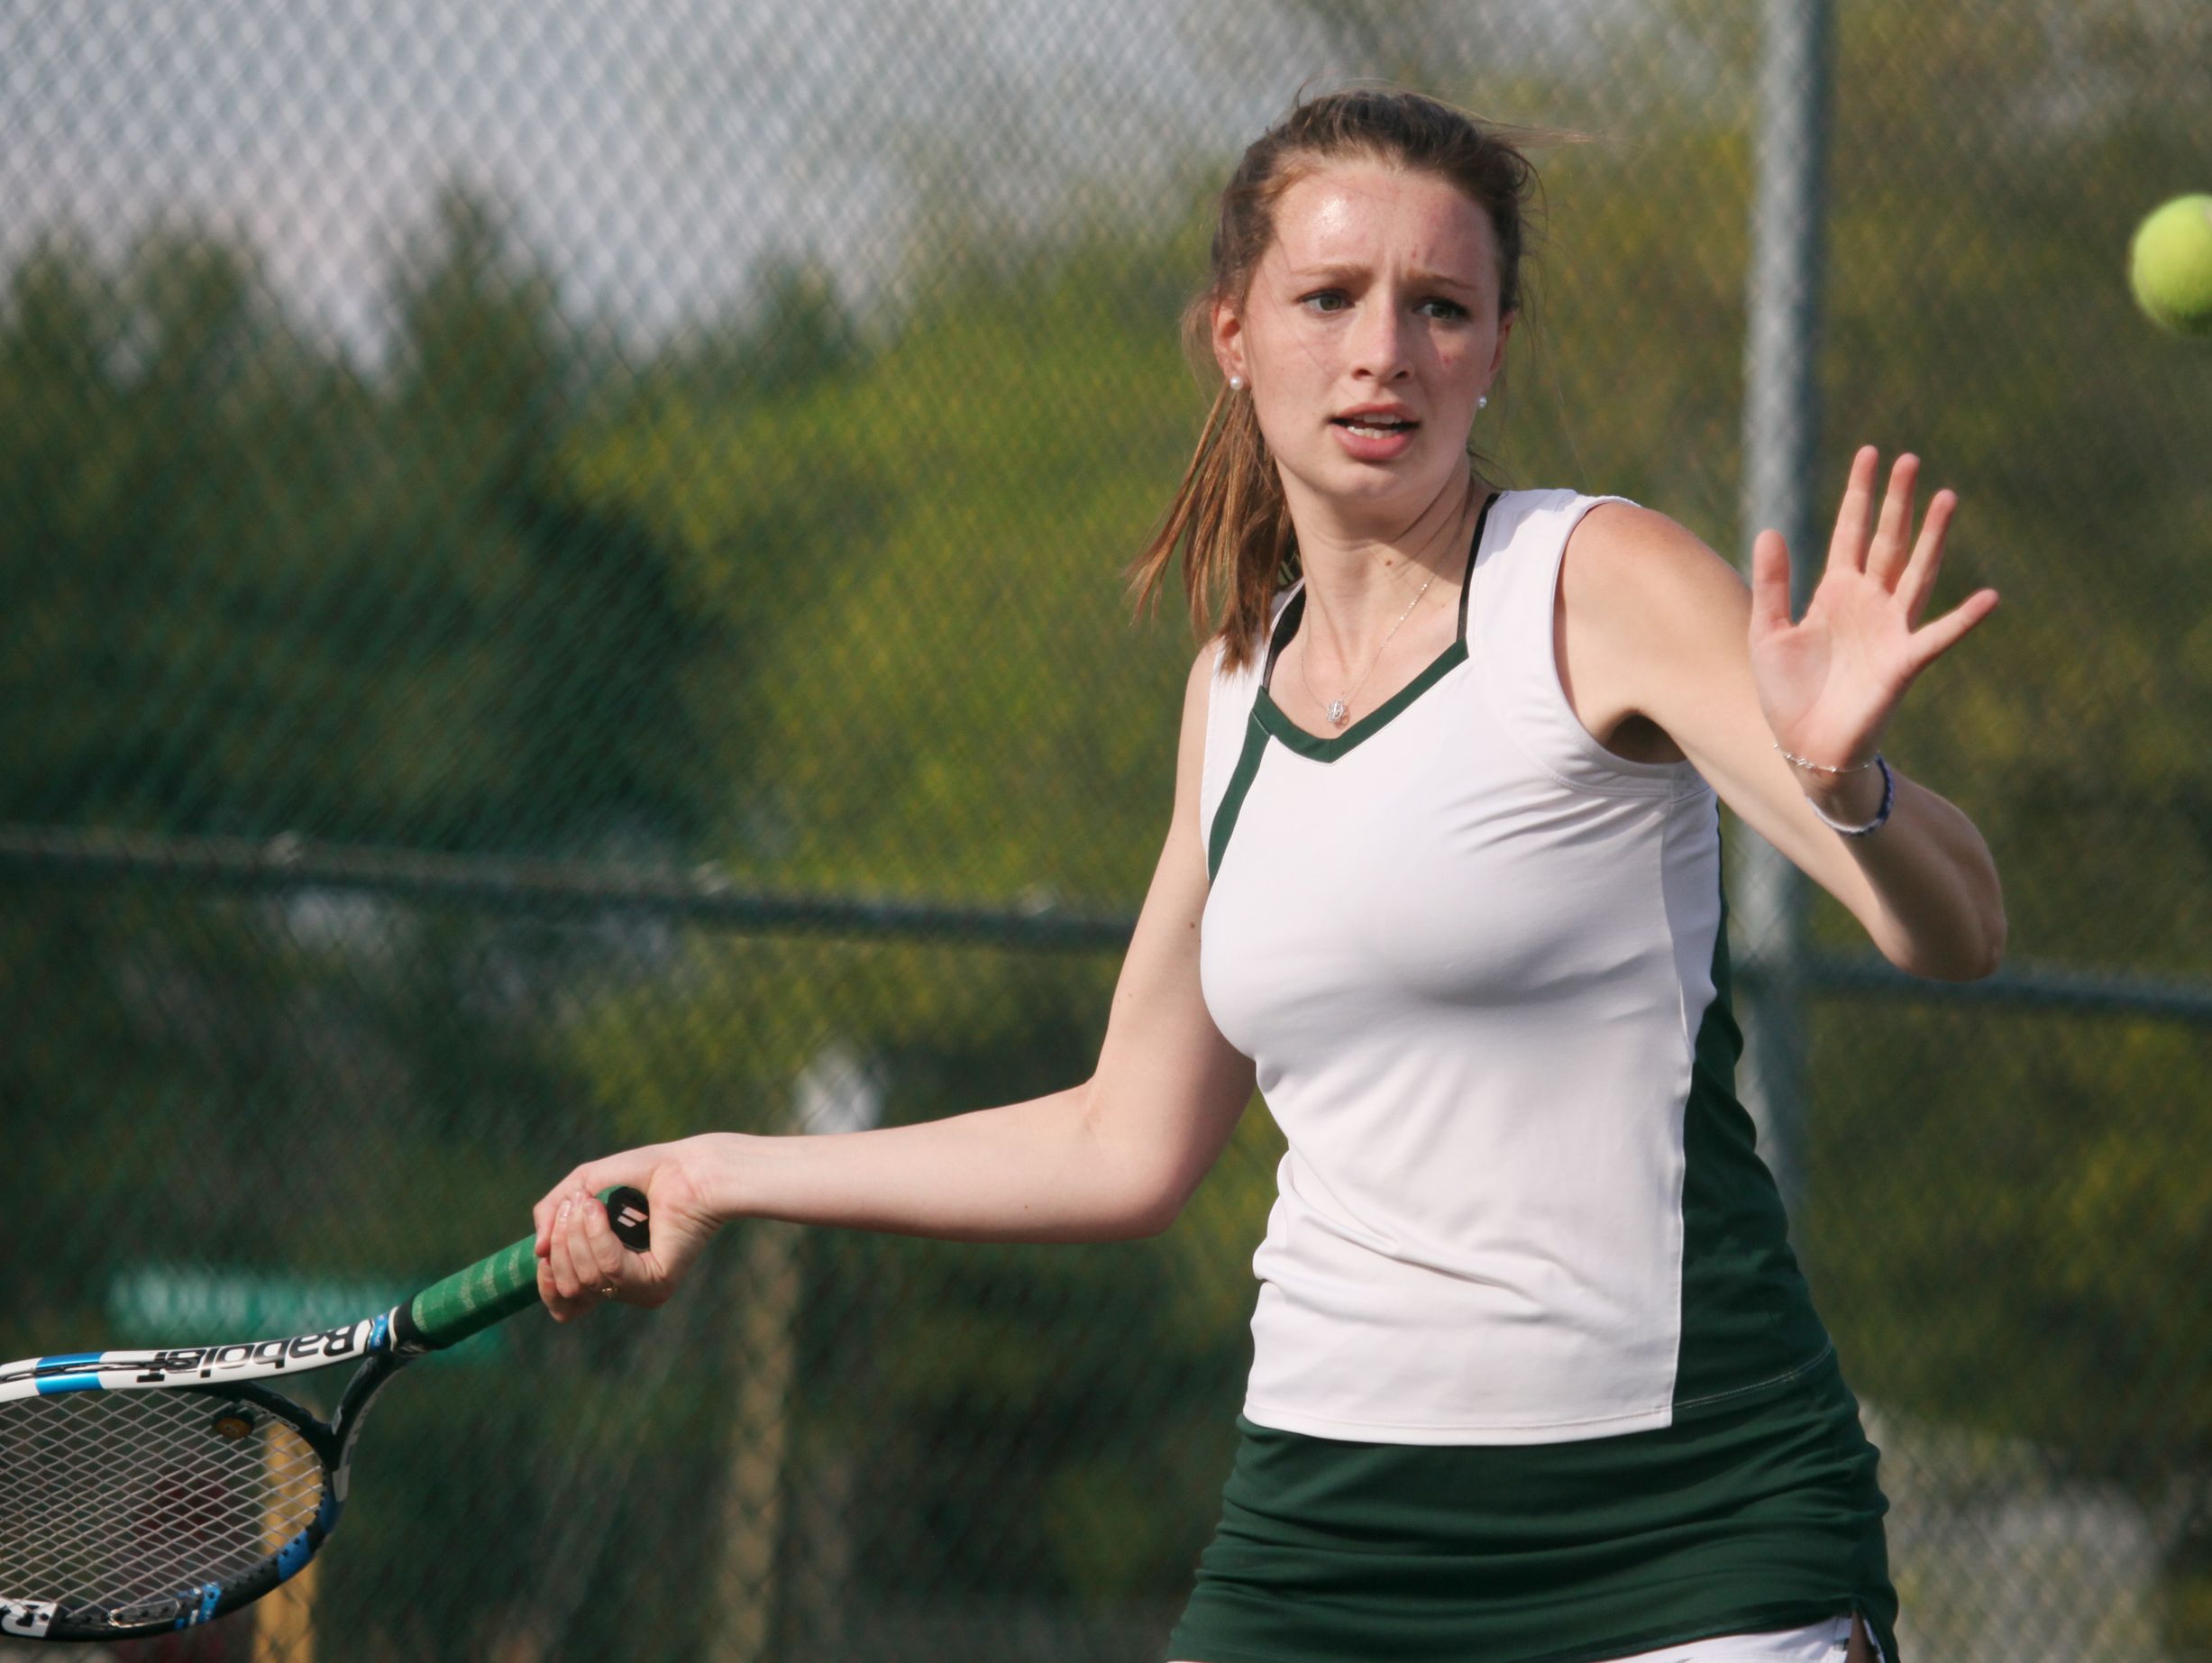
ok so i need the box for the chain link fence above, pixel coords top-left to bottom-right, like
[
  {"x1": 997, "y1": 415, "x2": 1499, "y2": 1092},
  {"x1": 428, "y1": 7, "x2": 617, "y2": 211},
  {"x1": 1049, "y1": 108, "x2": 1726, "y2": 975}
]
[{"x1": 3, "y1": 1, "x2": 2207, "y2": 1658}]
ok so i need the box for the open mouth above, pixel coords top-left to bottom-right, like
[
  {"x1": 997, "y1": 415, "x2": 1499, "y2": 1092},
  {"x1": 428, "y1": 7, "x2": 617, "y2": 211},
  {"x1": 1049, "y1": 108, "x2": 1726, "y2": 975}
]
[{"x1": 1333, "y1": 416, "x2": 1418, "y2": 439}]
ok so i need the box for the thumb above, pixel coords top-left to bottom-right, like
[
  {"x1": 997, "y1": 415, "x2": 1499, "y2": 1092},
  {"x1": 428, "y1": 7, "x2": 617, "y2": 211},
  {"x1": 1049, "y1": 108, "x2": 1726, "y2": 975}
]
[
  {"x1": 1748, "y1": 530, "x2": 1794, "y2": 641},
  {"x1": 535, "y1": 1144, "x2": 672, "y2": 1256}
]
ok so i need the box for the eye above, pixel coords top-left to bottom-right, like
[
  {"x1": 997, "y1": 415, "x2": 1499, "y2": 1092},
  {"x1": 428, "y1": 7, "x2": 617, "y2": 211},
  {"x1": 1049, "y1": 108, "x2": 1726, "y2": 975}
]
[
  {"x1": 1419, "y1": 297, "x2": 1471, "y2": 321},
  {"x1": 1299, "y1": 289, "x2": 1350, "y2": 315}
]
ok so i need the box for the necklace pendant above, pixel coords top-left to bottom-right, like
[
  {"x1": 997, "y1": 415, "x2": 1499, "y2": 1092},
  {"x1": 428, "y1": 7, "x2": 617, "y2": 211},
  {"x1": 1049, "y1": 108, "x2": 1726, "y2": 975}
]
[{"x1": 1327, "y1": 699, "x2": 1349, "y2": 726}]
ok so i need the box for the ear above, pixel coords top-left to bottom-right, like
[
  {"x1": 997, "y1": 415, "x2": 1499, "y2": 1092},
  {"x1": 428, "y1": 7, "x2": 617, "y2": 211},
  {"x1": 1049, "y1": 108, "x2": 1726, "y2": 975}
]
[
  {"x1": 1211, "y1": 297, "x2": 1247, "y2": 388},
  {"x1": 1487, "y1": 308, "x2": 1516, "y2": 386}
]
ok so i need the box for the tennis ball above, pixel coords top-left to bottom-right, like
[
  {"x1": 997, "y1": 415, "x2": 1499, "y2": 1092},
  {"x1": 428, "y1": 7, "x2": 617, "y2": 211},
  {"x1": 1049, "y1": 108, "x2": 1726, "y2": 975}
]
[{"x1": 2128, "y1": 194, "x2": 2212, "y2": 340}]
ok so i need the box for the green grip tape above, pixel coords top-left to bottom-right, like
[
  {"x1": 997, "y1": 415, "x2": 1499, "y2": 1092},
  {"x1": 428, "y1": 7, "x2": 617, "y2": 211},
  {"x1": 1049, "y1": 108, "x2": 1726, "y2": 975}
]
[
  {"x1": 407, "y1": 1186, "x2": 650, "y2": 1350},
  {"x1": 407, "y1": 1238, "x2": 542, "y2": 1349}
]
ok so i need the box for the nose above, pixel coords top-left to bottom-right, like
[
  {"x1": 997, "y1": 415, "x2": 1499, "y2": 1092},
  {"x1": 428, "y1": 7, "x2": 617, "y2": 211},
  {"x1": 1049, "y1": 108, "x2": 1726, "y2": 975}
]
[{"x1": 1348, "y1": 295, "x2": 1415, "y2": 382}]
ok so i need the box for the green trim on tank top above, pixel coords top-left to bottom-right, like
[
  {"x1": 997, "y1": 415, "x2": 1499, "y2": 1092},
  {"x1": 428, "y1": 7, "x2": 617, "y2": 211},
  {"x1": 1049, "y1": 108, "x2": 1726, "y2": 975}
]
[
  {"x1": 1208, "y1": 627, "x2": 1468, "y2": 880},
  {"x1": 1206, "y1": 589, "x2": 1472, "y2": 879},
  {"x1": 1672, "y1": 860, "x2": 1835, "y2": 1413},
  {"x1": 1207, "y1": 717, "x2": 1271, "y2": 882},
  {"x1": 1207, "y1": 617, "x2": 1467, "y2": 880},
  {"x1": 1251, "y1": 635, "x2": 1470, "y2": 762},
  {"x1": 1245, "y1": 490, "x2": 1498, "y2": 767},
  {"x1": 1204, "y1": 492, "x2": 1500, "y2": 878}
]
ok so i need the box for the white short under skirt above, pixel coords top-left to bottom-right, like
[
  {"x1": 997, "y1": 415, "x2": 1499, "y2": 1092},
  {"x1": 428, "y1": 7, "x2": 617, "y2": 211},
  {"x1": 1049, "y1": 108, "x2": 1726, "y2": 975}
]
[{"x1": 1600, "y1": 1613, "x2": 1887, "y2": 1663}]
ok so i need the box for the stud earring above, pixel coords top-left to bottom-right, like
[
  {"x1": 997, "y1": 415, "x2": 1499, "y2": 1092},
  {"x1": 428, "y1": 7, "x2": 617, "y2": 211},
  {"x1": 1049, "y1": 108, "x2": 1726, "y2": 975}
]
[
  {"x1": 1477, "y1": 393, "x2": 1489, "y2": 409},
  {"x1": 1229, "y1": 375, "x2": 1244, "y2": 391}
]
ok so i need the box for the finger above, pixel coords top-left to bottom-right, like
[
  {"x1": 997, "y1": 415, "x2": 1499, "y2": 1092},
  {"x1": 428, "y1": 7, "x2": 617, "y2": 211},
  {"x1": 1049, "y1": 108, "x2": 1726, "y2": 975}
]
[
  {"x1": 1906, "y1": 587, "x2": 2000, "y2": 672},
  {"x1": 565, "y1": 1190, "x2": 625, "y2": 1297},
  {"x1": 562, "y1": 1190, "x2": 607, "y2": 1293},
  {"x1": 1748, "y1": 529, "x2": 1794, "y2": 640},
  {"x1": 534, "y1": 1167, "x2": 586, "y2": 1256},
  {"x1": 546, "y1": 1194, "x2": 590, "y2": 1302},
  {"x1": 536, "y1": 1256, "x2": 575, "y2": 1324},
  {"x1": 1896, "y1": 488, "x2": 1959, "y2": 625},
  {"x1": 536, "y1": 1147, "x2": 663, "y2": 1255},
  {"x1": 579, "y1": 1192, "x2": 627, "y2": 1293},
  {"x1": 1827, "y1": 444, "x2": 1878, "y2": 573},
  {"x1": 1866, "y1": 452, "x2": 1918, "y2": 588}
]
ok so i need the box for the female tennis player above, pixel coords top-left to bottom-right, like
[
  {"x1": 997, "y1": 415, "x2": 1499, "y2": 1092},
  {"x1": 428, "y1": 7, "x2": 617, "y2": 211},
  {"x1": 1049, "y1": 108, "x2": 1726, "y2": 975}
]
[{"x1": 534, "y1": 88, "x2": 2002, "y2": 1663}]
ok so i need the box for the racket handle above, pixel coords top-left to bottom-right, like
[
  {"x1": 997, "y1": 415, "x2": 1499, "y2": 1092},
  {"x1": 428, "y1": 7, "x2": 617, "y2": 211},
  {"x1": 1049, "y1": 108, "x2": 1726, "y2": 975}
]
[{"x1": 404, "y1": 1185, "x2": 651, "y2": 1350}]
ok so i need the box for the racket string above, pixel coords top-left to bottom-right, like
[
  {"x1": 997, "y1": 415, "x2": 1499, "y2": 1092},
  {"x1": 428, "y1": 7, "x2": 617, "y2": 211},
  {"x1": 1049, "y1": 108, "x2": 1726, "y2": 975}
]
[{"x1": 0, "y1": 1392, "x2": 325, "y2": 1625}]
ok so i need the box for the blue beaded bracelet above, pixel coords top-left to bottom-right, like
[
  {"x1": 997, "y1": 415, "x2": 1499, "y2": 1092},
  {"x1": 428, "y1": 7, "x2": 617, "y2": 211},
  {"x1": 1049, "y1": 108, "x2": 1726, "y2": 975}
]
[{"x1": 1800, "y1": 753, "x2": 1895, "y2": 837}]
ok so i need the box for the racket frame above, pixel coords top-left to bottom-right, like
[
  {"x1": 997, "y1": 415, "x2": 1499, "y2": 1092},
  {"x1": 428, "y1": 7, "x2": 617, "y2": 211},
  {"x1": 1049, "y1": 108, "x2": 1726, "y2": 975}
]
[{"x1": 0, "y1": 1187, "x2": 645, "y2": 1643}]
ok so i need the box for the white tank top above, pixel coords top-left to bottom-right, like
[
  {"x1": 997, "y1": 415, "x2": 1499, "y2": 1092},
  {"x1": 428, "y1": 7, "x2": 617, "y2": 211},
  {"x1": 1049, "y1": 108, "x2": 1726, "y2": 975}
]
[{"x1": 1198, "y1": 487, "x2": 1832, "y2": 1447}]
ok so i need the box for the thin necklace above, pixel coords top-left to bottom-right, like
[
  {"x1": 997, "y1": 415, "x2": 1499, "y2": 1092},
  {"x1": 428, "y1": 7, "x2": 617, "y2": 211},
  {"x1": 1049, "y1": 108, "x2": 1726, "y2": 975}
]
[{"x1": 1297, "y1": 562, "x2": 1440, "y2": 727}]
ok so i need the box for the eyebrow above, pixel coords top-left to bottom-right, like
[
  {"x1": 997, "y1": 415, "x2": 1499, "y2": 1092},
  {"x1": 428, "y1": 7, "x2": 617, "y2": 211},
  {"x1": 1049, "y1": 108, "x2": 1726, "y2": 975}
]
[{"x1": 1285, "y1": 262, "x2": 1482, "y2": 294}]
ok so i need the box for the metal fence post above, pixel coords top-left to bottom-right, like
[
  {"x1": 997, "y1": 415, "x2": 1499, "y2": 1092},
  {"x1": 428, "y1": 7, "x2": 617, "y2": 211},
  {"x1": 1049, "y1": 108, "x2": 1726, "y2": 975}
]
[{"x1": 1736, "y1": 0, "x2": 1833, "y2": 1238}]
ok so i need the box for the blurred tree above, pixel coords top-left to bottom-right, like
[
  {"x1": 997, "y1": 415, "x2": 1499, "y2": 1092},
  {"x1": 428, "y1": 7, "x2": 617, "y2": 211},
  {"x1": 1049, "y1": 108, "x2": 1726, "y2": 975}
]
[{"x1": 5, "y1": 2, "x2": 2211, "y2": 1645}]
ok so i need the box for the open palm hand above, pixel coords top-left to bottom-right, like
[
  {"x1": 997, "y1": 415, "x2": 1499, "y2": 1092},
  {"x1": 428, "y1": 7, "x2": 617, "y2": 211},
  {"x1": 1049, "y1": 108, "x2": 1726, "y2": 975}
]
[{"x1": 1750, "y1": 445, "x2": 1999, "y2": 772}]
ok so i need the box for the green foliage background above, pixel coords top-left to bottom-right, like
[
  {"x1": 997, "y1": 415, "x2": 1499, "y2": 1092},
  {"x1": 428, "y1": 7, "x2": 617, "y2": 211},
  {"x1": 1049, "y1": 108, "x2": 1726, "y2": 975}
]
[{"x1": 3, "y1": 1, "x2": 2207, "y2": 1658}]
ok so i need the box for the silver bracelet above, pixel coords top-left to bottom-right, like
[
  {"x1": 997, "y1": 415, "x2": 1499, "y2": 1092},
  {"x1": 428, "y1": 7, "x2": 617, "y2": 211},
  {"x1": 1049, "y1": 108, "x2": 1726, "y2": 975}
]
[
  {"x1": 1773, "y1": 741, "x2": 1881, "y2": 775},
  {"x1": 1801, "y1": 753, "x2": 1895, "y2": 837}
]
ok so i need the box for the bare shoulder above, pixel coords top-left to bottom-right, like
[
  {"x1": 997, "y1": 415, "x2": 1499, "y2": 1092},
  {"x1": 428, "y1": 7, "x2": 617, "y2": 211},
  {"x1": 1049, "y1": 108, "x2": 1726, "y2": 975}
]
[
  {"x1": 1564, "y1": 500, "x2": 1749, "y2": 627},
  {"x1": 1183, "y1": 634, "x2": 1223, "y2": 702},
  {"x1": 1558, "y1": 501, "x2": 1750, "y2": 760},
  {"x1": 1177, "y1": 635, "x2": 1222, "y2": 748},
  {"x1": 1168, "y1": 635, "x2": 1226, "y2": 818}
]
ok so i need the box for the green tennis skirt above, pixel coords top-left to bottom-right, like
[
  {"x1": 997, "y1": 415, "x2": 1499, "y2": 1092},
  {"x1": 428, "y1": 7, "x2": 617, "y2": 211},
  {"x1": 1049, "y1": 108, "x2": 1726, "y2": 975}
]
[{"x1": 1167, "y1": 1348, "x2": 1900, "y2": 1663}]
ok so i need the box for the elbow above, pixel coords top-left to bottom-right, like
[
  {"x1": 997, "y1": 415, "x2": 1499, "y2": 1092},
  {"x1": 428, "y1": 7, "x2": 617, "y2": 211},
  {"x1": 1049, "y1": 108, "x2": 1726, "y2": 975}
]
[
  {"x1": 1120, "y1": 1145, "x2": 1230, "y2": 1240},
  {"x1": 1963, "y1": 852, "x2": 2009, "y2": 981},
  {"x1": 1961, "y1": 876, "x2": 2009, "y2": 981},
  {"x1": 1125, "y1": 1188, "x2": 1190, "y2": 1240},
  {"x1": 1872, "y1": 852, "x2": 2007, "y2": 982},
  {"x1": 1939, "y1": 935, "x2": 2005, "y2": 985},
  {"x1": 1892, "y1": 901, "x2": 2006, "y2": 983},
  {"x1": 1977, "y1": 904, "x2": 2008, "y2": 980},
  {"x1": 1072, "y1": 1079, "x2": 1196, "y2": 1242},
  {"x1": 1107, "y1": 1159, "x2": 1195, "y2": 1240},
  {"x1": 1121, "y1": 1170, "x2": 1212, "y2": 1244}
]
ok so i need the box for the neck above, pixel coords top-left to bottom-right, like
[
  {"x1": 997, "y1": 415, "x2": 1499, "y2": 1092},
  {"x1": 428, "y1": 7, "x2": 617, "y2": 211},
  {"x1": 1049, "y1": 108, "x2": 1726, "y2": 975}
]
[{"x1": 1285, "y1": 470, "x2": 1482, "y2": 661}]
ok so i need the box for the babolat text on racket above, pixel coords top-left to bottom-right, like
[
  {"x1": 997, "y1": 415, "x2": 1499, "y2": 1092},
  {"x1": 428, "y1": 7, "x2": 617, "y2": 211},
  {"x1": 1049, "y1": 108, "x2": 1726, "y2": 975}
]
[{"x1": 0, "y1": 1186, "x2": 649, "y2": 1643}]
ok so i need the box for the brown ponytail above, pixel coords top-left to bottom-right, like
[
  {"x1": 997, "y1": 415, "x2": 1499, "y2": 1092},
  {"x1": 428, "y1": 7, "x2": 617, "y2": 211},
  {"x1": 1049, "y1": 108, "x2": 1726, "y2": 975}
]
[{"x1": 1126, "y1": 87, "x2": 1591, "y2": 672}]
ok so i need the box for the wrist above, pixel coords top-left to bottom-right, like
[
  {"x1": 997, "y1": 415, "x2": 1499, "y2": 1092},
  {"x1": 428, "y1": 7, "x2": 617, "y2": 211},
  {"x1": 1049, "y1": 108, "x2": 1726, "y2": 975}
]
[
  {"x1": 1774, "y1": 738, "x2": 1895, "y2": 836},
  {"x1": 686, "y1": 1130, "x2": 758, "y2": 1226},
  {"x1": 1803, "y1": 754, "x2": 1896, "y2": 837},
  {"x1": 1801, "y1": 763, "x2": 1887, "y2": 823}
]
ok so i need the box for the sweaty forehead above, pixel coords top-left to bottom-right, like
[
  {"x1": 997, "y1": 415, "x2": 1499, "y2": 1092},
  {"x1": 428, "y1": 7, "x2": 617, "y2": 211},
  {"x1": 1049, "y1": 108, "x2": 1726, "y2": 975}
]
[{"x1": 1267, "y1": 164, "x2": 1496, "y2": 285}]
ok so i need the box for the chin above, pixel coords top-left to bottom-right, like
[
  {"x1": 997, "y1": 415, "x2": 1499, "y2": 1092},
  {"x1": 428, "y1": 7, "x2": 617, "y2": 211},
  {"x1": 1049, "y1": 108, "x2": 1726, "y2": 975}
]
[{"x1": 1303, "y1": 458, "x2": 1453, "y2": 510}]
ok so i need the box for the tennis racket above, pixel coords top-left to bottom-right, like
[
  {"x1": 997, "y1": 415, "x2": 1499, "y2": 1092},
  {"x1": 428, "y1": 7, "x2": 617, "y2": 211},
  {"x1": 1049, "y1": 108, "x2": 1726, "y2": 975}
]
[{"x1": 0, "y1": 1186, "x2": 649, "y2": 1644}]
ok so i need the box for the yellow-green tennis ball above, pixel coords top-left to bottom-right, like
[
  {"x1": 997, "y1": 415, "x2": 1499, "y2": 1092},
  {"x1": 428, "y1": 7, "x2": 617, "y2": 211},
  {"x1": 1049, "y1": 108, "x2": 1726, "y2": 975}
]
[{"x1": 2129, "y1": 195, "x2": 2212, "y2": 340}]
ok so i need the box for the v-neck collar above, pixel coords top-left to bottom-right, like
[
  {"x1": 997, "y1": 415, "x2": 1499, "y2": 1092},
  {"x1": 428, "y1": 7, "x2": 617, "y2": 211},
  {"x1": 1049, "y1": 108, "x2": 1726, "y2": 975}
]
[{"x1": 1250, "y1": 491, "x2": 1497, "y2": 763}]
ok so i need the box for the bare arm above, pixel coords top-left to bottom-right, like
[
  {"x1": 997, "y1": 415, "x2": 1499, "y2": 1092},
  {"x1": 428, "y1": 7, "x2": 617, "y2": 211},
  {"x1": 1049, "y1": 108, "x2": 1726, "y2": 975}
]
[
  {"x1": 1563, "y1": 448, "x2": 2005, "y2": 982},
  {"x1": 533, "y1": 644, "x2": 1257, "y2": 1316}
]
